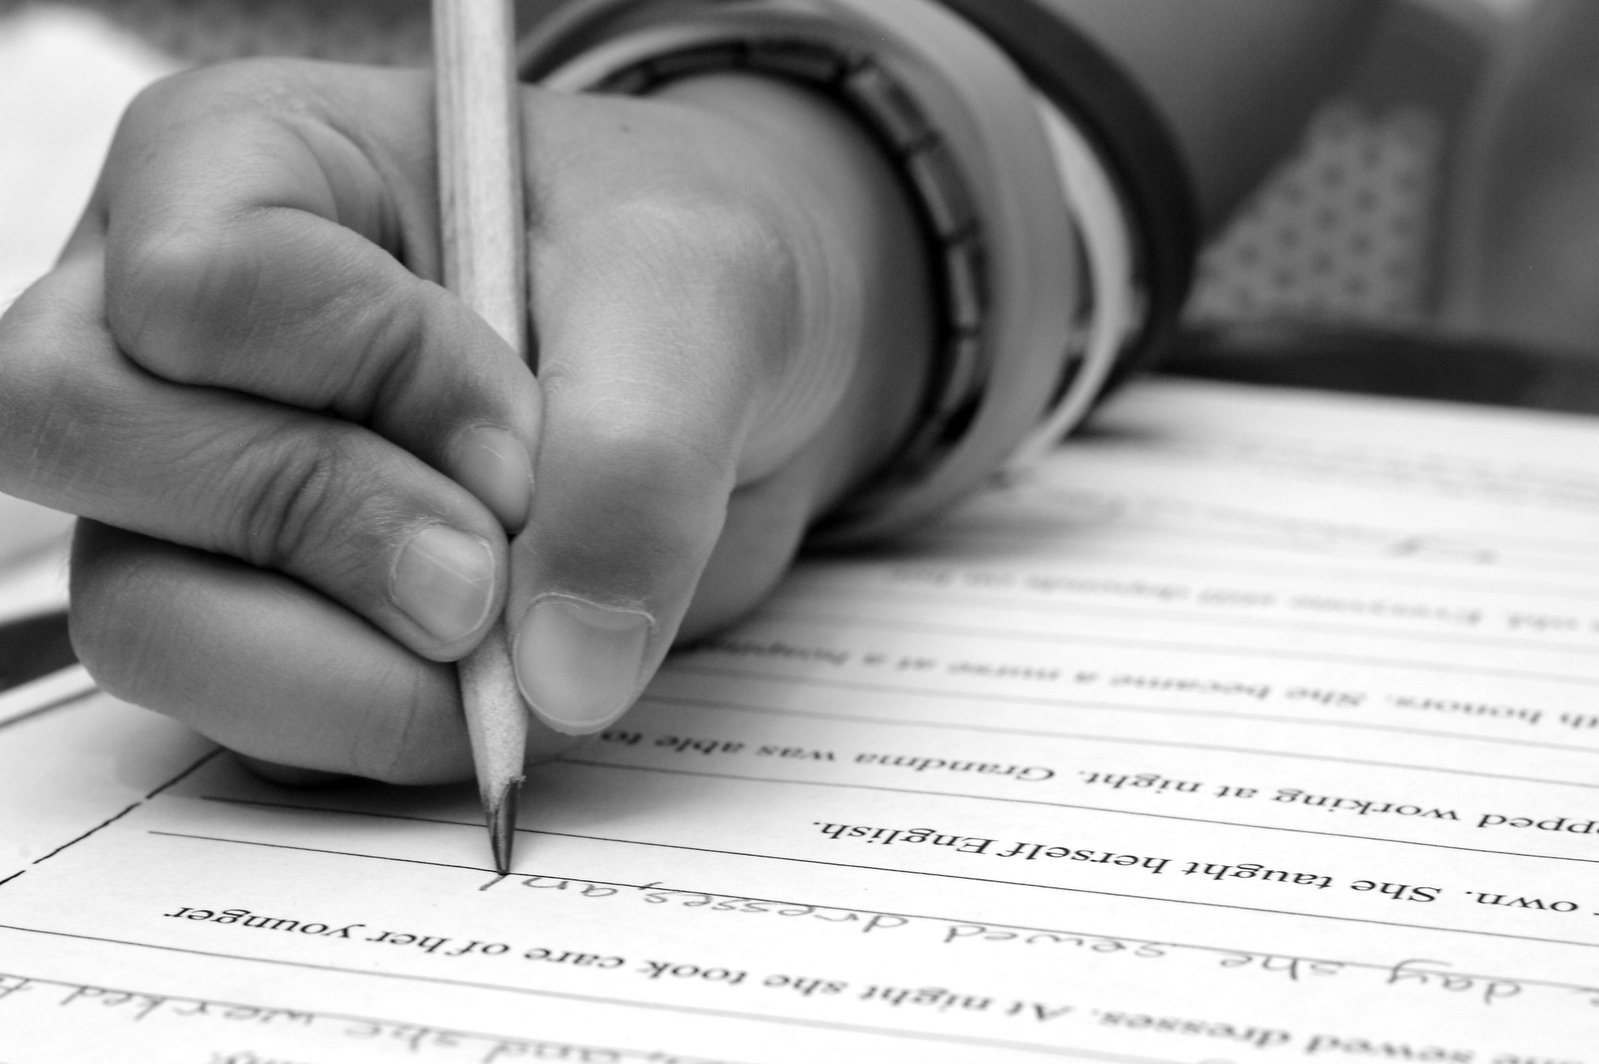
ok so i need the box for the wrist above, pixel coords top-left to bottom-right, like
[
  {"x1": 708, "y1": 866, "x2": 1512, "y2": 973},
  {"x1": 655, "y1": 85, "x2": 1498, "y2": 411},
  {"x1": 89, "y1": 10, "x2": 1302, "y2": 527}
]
[
  {"x1": 650, "y1": 73, "x2": 933, "y2": 512},
  {"x1": 519, "y1": 0, "x2": 1084, "y2": 544}
]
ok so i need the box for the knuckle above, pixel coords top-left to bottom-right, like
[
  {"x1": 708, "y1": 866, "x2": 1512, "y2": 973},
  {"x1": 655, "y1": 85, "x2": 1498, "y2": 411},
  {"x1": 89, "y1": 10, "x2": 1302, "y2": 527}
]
[
  {"x1": 346, "y1": 282, "x2": 431, "y2": 424},
  {"x1": 348, "y1": 679, "x2": 458, "y2": 785},
  {"x1": 231, "y1": 426, "x2": 361, "y2": 573},
  {"x1": 120, "y1": 60, "x2": 307, "y2": 130},
  {"x1": 108, "y1": 225, "x2": 261, "y2": 382},
  {"x1": 123, "y1": 63, "x2": 240, "y2": 118},
  {"x1": 0, "y1": 267, "x2": 105, "y2": 500},
  {"x1": 0, "y1": 288, "x2": 60, "y2": 448},
  {"x1": 106, "y1": 61, "x2": 329, "y2": 382},
  {"x1": 67, "y1": 526, "x2": 159, "y2": 707},
  {"x1": 117, "y1": 68, "x2": 206, "y2": 133}
]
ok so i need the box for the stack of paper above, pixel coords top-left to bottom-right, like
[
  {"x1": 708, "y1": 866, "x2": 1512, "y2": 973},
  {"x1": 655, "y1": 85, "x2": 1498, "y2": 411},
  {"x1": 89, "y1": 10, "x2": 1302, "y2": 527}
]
[{"x1": 2, "y1": 377, "x2": 1597, "y2": 1061}]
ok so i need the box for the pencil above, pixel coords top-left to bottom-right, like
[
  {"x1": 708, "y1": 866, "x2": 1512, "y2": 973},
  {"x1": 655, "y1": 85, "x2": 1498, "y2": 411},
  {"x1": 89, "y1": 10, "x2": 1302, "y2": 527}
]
[{"x1": 432, "y1": 0, "x2": 530, "y2": 875}]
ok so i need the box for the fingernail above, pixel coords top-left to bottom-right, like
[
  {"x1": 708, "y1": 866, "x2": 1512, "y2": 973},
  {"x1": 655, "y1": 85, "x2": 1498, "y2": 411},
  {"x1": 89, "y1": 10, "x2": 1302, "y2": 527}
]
[
  {"x1": 391, "y1": 526, "x2": 496, "y2": 644},
  {"x1": 514, "y1": 595, "x2": 652, "y2": 734},
  {"x1": 450, "y1": 426, "x2": 533, "y2": 530}
]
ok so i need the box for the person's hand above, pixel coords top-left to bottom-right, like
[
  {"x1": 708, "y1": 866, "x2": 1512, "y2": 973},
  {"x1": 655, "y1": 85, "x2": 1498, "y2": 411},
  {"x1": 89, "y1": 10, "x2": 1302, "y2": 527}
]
[{"x1": 0, "y1": 59, "x2": 930, "y2": 781}]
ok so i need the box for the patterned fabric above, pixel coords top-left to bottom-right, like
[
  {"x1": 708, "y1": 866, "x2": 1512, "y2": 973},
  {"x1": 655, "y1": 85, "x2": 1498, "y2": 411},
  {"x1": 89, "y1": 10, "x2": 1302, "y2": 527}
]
[
  {"x1": 1190, "y1": 102, "x2": 1443, "y2": 327},
  {"x1": 1192, "y1": 0, "x2": 1505, "y2": 330}
]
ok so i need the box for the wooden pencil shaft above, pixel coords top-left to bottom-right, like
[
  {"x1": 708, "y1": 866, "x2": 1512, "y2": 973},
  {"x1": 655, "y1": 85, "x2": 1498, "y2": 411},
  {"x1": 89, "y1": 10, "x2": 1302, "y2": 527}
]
[
  {"x1": 432, "y1": 0, "x2": 530, "y2": 852},
  {"x1": 434, "y1": 0, "x2": 528, "y2": 355}
]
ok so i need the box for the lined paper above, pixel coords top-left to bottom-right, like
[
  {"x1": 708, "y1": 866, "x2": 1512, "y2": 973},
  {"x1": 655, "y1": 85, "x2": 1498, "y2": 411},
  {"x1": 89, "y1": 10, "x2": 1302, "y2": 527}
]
[{"x1": 3, "y1": 378, "x2": 1598, "y2": 1062}]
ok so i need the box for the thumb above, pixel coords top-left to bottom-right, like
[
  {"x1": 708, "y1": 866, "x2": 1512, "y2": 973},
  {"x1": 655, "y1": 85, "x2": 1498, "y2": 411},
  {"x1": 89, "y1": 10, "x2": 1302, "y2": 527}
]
[{"x1": 508, "y1": 200, "x2": 812, "y2": 734}]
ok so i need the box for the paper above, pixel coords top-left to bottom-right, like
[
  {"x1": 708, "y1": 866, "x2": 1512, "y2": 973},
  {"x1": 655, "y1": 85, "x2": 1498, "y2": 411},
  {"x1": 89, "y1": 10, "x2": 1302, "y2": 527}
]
[{"x1": 3, "y1": 378, "x2": 1599, "y2": 1063}]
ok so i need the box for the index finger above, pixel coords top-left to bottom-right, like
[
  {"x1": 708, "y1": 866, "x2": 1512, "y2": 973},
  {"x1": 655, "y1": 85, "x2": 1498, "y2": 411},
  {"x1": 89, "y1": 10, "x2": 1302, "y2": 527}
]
[{"x1": 84, "y1": 60, "x2": 541, "y2": 530}]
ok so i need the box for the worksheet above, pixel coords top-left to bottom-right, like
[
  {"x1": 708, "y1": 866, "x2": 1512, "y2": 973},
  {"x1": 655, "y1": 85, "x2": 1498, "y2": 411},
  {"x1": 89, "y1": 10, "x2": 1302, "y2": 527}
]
[{"x1": 3, "y1": 378, "x2": 1598, "y2": 1063}]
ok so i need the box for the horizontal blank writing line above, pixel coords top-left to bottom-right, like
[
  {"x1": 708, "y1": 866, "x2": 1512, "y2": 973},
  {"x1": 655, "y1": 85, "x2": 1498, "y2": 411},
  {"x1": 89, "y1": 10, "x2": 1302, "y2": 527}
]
[
  {"x1": 785, "y1": 584, "x2": 1599, "y2": 658},
  {"x1": 763, "y1": 609, "x2": 1599, "y2": 689},
  {"x1": 664, "y1": 662, "x2": 1599, "y2": 757},
  {"x1": 642, "y1": 688, "x2": 1599, "y2": 791}
]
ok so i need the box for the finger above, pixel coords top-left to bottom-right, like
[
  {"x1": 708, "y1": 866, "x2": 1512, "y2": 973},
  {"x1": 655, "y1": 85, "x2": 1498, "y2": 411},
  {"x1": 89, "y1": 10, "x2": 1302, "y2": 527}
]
[
  {"x1": 69, "y1": 521, "x2": 582, "y2": 783},
  {"x1": 238, "y1": 758, "x2": 347, "y2": 788},
  {"x1": 507, "y1": 197, "x2": 811, "y2": 735},
  {"x1": 0, "y1": 258, "x2": 505, "y2": 661},
  {"x1": 93, "y1": 62, "x2": 539, "y2": 529}
]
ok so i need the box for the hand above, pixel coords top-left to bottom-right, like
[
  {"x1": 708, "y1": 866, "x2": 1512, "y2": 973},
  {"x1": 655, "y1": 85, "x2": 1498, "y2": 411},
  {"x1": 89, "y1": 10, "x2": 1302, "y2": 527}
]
[{"x1": 0, "y1": 59, "x2": 930, "y2": 781}]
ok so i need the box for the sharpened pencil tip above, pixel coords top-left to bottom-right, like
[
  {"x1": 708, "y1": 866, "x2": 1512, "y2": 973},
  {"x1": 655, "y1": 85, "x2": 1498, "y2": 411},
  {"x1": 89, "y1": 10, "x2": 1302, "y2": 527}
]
[{"x1": 488, "y1": 777, "x2": 522, "y2": 875}]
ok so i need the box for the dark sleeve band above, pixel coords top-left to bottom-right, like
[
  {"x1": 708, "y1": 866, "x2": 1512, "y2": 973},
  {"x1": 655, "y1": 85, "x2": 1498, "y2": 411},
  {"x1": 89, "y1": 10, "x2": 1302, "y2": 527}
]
[{"x1": 935, "y1": 0, "x2": 1200, "y2": 388}]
